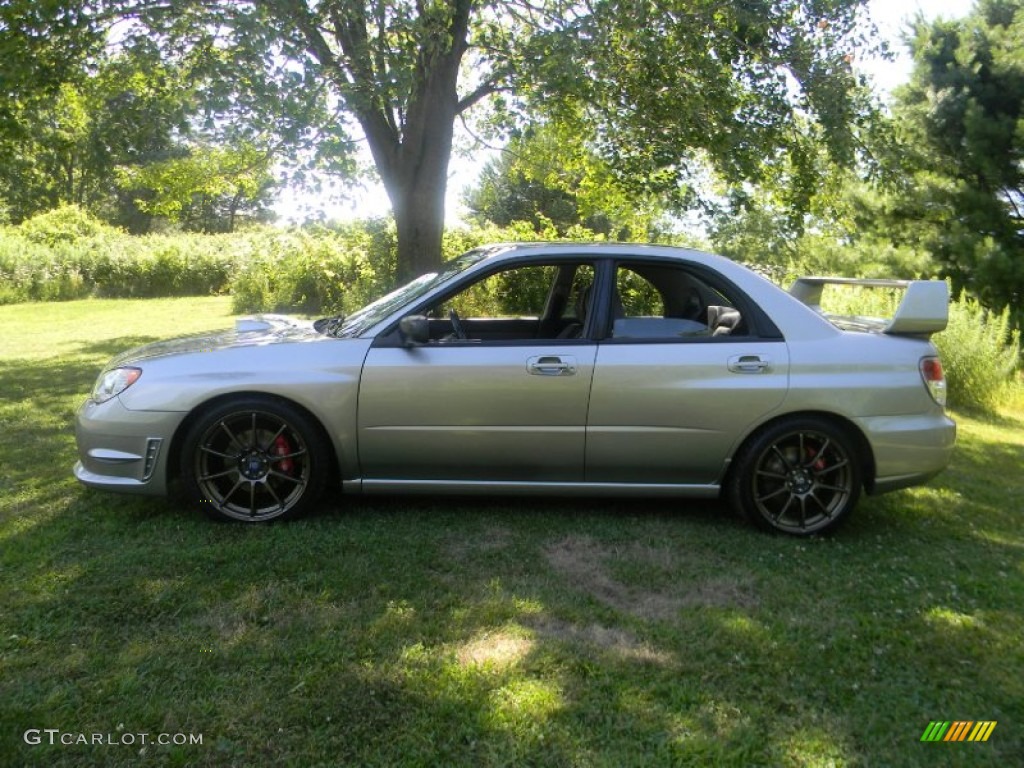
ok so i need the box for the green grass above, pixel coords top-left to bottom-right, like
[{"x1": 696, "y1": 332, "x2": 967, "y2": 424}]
[{"x1": 1, "y1": 297, "x2": 1021, "y2": 767}]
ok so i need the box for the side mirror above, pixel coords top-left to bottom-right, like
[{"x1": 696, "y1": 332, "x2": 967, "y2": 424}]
[{"x1": 399, "y1": 315, "x2": 430, "y2": 346}]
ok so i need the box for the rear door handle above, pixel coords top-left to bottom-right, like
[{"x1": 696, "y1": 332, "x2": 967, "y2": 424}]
[
  {"x1": 527, "y1": 355, "x2": 577, "y2": 376},
  {"x1": 728, "y1": 354, "x2": 770, "y2": 373}
]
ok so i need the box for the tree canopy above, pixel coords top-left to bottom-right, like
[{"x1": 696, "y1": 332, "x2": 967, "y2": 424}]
[
  {"x1": 885, "y1": 0, "x2": 1024, "y2": 318},
  {"x1": 0, "y1": 14, "x2": 284, "y2": 233},
  {"x1": 2, "y1": 0, "x2": 878, "y2": 279},
  {"x1": 463, "y1": 122, "x2": 668, "y2": 240}
]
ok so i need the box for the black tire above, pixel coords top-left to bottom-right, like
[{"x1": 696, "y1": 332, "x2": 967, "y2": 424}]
[
  {"x1": 180, "y1": 396, "x2": 329, "y2": 522},
  {"x1": 727, "y1": 417, "x2": 862, "y2": 536}
]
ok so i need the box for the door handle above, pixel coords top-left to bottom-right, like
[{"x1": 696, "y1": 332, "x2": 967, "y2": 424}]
[
  {"x1": 527, "y1": 355, "x2": 577, "y2": 376},
  {"x1": 728, "y1": 354, "x2": 770, "y2": 373}
]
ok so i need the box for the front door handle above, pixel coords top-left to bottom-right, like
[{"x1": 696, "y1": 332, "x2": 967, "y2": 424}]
[
  {"x1": 527, "y1": 355, "x2": 577, "y2": 376},
  {"x1": 728, "y1": 354, "x2": 770, "y2": 373}
]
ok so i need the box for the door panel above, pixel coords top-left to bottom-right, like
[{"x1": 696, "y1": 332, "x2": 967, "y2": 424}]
[
  {"x1": 586, "y1": 341, "x2": 789, "y2": 484},
  {"x1": 359, "y1": 344, "x2": 597, "y2": 481}
]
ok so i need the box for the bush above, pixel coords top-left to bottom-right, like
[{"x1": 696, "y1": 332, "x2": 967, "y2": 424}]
[
  {"x1": 18, "y1": 204, "x2": 122, "y2": 246},
  {"x1": 227, "y1": 218, "x2": 611, "y2": 316},
  {"x1": 934, "y1": 300, "x2": 1020, "y2": 412},
  {"x1": 229, "y1": 225, "x2": 391, "y2": 315},
  {"x1": 0, "y1": 226, "x2": 237, "y2": 303}
]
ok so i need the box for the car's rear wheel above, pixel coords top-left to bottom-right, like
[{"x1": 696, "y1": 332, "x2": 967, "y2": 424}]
[
  {"x1": 181, "y1": 397, "x2": 328, "y2": 522},
  {"x1": 728, "y1": 417, "x2": 862, "y2": 535}
]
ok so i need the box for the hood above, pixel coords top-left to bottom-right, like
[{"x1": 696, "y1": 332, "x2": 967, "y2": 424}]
[{"x1": 107, "y1": 315, "x2": 323, "y2": 367}]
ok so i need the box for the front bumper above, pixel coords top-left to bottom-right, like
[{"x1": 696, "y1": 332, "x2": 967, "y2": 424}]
[{"x1": 74, "y1": 397, "x2": 187, "y2": 496}]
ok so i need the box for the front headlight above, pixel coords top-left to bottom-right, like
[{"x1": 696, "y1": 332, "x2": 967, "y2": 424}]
[{"x1": 92, "y1": 367, "x2": 142, "y2": 404}]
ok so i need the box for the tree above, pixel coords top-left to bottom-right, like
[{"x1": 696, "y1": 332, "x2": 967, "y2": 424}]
[
  {"x1": 147, "y1": 1, "x2": 880, "y2": 279},
  {"x1": 464, "y1": 122, "x2": 666, "y2": 239},
  {"x1": 117, "y1": 143, "x2": 276, "y2": 232},
  {"x1": 0, "y1": 28, "x2": 283, "y2": 232},
  {"x1": 261, "y1": 0, "x2": 488, "y2": 281},
  {"x1": 524, "y1": 1, "x2": 878, "y2": 212},
  {"x1": 0, "y1": 41, "x2": 194, "y2": 225},
  {"x1": 883, "y1": 0, "x2": 1024, "y2": 320},
  {"x1": 0, "y1": 2, "x2": 104, "y2": 136},
  {"x1": 14, "y1": 1, "x2": 877, "y2": 281}
]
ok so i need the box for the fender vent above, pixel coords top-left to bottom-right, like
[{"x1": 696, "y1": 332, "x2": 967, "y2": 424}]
[{"x1": 143, "y1": 438, "x2": 163, "y2": 480}]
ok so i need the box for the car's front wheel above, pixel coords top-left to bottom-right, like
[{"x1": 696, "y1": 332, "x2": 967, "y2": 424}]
[
  {"x1": 180, "y1": 396, "x2": 329, "y2": 522},
  {"x1": 728, "y1": 417, "x2": 862, "y2": 535}
]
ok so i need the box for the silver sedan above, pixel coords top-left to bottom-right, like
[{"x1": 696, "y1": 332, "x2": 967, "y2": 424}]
[{"x1": 74, "y1": 243, "x2": 955, "y2": 535}]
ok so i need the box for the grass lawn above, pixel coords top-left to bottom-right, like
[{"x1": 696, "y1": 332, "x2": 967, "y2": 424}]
[{"x1": 1, "y1": 297, "x2": 1021, "y2": 767}]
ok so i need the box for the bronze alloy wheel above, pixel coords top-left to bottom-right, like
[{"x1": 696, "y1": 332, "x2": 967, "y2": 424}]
[
  {"x1": 181, "y1": 397, "x2": 328, "y2": 522},
  {"x1": 729, "y1": 417, "x2": 862, "y2": 535}
]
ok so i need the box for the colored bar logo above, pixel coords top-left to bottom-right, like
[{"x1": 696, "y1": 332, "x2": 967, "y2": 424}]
[{"x1": 921, "y1": 721, "x2": 997, "y2": 742}]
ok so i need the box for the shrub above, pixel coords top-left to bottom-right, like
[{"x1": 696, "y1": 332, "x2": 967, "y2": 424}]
[
  {"x1": 229, "y1": 228, "x2": 384, "y2": 315},
  {"x1": 18, "y1": 204, "x2": 122, "y2": 246},
  {"x1": 0, "y1": 226, "x2": 237, "y2": 303},
  {"x1": 227, "y1": 219, "x2": 609, "y2": 316},
  {"x1": 934, "y1": 300, "x2": 1020, "y2": 413}
]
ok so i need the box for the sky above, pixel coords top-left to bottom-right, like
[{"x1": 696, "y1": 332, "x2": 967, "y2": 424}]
[
  {"x1": 274, "y1": 0, "x2": 978, "y2": 225},
  {"x1": 861, "y1": 0, "x2": 977, "y2": 92}
]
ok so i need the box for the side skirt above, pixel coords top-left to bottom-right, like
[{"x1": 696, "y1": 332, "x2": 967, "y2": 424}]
[{"x1": 344, "y1": 479, "x2": 721, "y2": 498}]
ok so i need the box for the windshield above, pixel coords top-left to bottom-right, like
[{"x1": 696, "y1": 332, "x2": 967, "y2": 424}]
[{"x1": 328, "y1": 247, "x2": 498, "y2": 337}]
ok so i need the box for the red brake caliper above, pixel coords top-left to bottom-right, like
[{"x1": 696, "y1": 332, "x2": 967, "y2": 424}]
[
  {"x1": 808, "y1": 444, "x2": 826, "y2": 472},
  {"x1": 273, "y1": 435, "x2": 295, "y2": 475}
]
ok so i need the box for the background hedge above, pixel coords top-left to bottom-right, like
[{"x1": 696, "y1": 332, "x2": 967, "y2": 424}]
[{"x1": 1, "y1": 205, "x2": 1017, "y2": 412}]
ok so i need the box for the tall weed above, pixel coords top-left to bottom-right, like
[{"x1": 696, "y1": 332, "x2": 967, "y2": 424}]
[{"x1": 933, "y1": 300, "x2": 1020, "y2": 412}]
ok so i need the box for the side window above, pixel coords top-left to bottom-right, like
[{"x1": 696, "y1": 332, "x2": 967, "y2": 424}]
[
  {"x1": 416, "y1": 262, "x2": 595, "y2": 343},
  {"x1": 616, "y1": 268, "x2": 664, "y2": 316},
  {"x1": 445, "y1": 265, "x2": 556, "y2": 319},
  {"x1": 562, "y1": 265, "x2": 596, "y2": 318},
  {"x1": 610, "y1": 263, "x2": 747, "y2": 340}
]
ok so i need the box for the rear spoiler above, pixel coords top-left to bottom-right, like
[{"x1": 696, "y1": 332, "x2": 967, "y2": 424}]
[{"x1": 790, "y1": 277, "x2": 949, "y2": 336}]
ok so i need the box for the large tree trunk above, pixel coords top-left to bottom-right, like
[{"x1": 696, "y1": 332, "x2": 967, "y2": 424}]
[
  {"x1": 363, "y1": 101, "x2": 455, "y2": 283},
  {"x1": 277, "y1": 0, "x2": 474, "y2": 286},
  {"x1": 361, "y1": 13, "x2": 466, "y2": 284},
  {"x1": 390, "y1": 167, "x2": 449, "y2": 283},
  {"x1": 374, "y1": 68, "x2": 459, "y2": 283}
]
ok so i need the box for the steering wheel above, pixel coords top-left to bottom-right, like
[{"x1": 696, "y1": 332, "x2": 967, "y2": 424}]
[{"x1": 448, "y1": 308, "x2": 467, "y2": 340}]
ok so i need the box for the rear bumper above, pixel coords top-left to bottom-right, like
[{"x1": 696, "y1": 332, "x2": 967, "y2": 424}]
[
  {"x1": 73, "y1": 397, "x2": 185, "y2": 495},
  {"x1": 857, "y1": 412, "x2": 957, "y2": 494}
]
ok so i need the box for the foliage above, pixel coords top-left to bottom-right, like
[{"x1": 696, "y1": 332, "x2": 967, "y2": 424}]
[
  {"x1": 229, "y1": 218, "x2": 609, "y2": 315},
  {"x1": 0, "y1": 1, "x2": 105, "y2": 135},
  {"x1": 117, "y1": 143, "x2": 276, "y2": 233},
  {"x1": 0, "y1": 211, "x2": 237, "y2": 303},
  {"x1": 1, "y1": 213, "x2": 608, "y2": 312},
  {"x1": 2, "y1": 296, "x2": 1023, "y2": 766},
  {"x1": 25, "y1": 0, "x2": 874, "y2": 282},
  {"x1": 515, "y1": 1, "x2": 880, "y2": 212},
  {"x1": 229, "y1": 223, "x2": 395, "y2": 315},
  {"x1": 707, "y1": 0, "x2": 1024, "y2": 332},
  {"x1": 0, "y1": 41, "x2": 197, "y2": 227},
  {"x1": 933, "y1": 300, "x2": 1021, "y2": 412},
  {"x1": 0, "y1": 20, "x2": 288, "y2": 234},
  {"x1": 17, "y1": 204, "x2": 123, "y2": 246},
  {"x1": 464, "y1": 123, "x2": 667, "y2": 239},
  {"x1": 880, "y1": 0, "x2": 1024, "y2": 325}
]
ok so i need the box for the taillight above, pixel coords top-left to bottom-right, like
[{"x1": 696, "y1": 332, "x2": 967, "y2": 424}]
[{"x1": 920, "y1": 357, "x2": 947, "y2": 407}]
